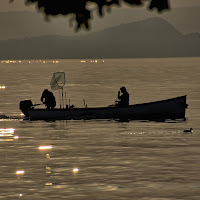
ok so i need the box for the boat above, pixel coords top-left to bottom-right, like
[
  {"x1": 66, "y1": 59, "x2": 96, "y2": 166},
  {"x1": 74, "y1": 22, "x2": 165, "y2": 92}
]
[
  {"x1": 19, "y1": 72, "x2": 188, "y2": 121},
  {"x1": 19, "y1": 95, "x2": 188, "y2": 121}
]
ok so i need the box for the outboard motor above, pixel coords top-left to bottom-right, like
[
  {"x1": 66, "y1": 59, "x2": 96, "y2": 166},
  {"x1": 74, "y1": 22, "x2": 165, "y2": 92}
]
[{"x1": 19, "y1": 100, "x2": 33, "y2": 117}]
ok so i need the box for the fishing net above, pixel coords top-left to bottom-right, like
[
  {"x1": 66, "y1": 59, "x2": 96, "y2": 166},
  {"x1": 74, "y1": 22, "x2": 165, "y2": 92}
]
[{"x1": 50, "y1": 72, "x2": 66, "y2": 90}]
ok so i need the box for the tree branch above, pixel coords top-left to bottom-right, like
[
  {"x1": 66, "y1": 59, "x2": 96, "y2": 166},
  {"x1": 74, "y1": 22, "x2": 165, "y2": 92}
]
[{"x1": 24, "y1": 0, "x2": 170, "y2": 30}]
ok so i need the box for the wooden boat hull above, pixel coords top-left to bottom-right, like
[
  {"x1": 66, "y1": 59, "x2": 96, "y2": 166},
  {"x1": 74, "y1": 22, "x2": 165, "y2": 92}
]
[{"x1": 20, "y1": 95, "x2": 187, "y2": 121}]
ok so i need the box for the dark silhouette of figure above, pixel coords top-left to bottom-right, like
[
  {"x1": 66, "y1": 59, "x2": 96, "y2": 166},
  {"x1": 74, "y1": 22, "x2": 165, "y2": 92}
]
[
  {"x1": 117, "y1": 87, "x2": 129, "y2": 107},
  {"x1": 41, "y1": 89, "x2": 56, "y2": 109}
]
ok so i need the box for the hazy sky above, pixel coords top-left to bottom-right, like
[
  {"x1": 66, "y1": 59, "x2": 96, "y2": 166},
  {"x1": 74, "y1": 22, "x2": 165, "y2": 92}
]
[{"x1": 1, "y1": 0, "x2": 200, "y2": 12}]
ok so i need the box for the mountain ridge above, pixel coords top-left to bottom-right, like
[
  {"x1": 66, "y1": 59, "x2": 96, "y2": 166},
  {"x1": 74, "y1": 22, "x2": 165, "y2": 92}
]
[
  {"x1": 0, "y1": 6, "x2": 200, "y2": 40},
  {"x1": 0, "y1": 17, "x2": 199, "y2": 59}
]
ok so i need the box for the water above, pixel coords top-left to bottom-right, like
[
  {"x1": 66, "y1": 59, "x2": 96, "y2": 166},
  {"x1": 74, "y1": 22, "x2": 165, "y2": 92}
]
[{"x1": 0, "y1": 58, "x2": 200, "y2": 199}]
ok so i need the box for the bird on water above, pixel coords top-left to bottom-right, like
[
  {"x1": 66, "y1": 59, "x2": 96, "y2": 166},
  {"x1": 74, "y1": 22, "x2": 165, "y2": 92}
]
[{"x1": 183, "y1": 128, "x2": 193, "y2": 133}]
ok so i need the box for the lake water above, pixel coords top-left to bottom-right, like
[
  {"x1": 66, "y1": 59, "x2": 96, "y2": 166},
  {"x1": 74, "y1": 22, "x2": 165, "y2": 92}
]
[{"x1": 0, "y1": 58, "x2": 200, "y2": 200}]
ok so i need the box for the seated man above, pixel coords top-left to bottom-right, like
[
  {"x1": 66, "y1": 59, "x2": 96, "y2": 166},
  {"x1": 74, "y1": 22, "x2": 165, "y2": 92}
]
[
  {"x1": 41, "y1": 89, "x2": 56, "y2": 109},
  {"x1": 117, "y1": 87, "x2": 129, "y2": 107}
]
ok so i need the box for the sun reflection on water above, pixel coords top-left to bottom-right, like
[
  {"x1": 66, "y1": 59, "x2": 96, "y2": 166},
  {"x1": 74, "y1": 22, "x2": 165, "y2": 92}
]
[
  {"x1": 46, "y1": 154, "x2": 51, "y2": 159},
  {"x1": 0, "y1": 128, "x2": 15, "y2": 134},
  {"x1": 16, "y1": 170, "x2": 24, "y2": 175},
  {"x1": 73, "y1": 168, "x2": 79, "y2": 173},
  {"x1": 46, "y1": 166, "x2": 51, "y2": 174},
  {"x1": 0, "y1": 128, "x2": 15, "y2": 136},
  {"x1": 0, "y1": 85, "x2": 6, "y2": 89},
  {"x1": 39, "y1": 146, "x2": 53, "y2": 150},
  {"x1": 0, "y1": 128, "x2": 19, "y2": 141},
  {"x1": 45, "y1": 183, "x2": 53, "y2": 186}
]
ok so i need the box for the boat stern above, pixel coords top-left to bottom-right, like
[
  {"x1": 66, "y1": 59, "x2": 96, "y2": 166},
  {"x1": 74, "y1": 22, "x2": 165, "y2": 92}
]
[{"x1": 19, "y1": 100, "x2": 33, "y2": 117}]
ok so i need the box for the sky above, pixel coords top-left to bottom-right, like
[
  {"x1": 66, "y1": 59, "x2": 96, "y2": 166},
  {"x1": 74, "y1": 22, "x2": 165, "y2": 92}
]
[{"x1": 1, "y1": 0, "x2": 200, "y2": 12}]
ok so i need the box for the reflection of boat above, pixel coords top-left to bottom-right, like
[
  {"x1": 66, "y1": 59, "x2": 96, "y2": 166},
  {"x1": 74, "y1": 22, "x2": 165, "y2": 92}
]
[{"x1": 19, "y1": 95, "x2": 187, "y2": 121}]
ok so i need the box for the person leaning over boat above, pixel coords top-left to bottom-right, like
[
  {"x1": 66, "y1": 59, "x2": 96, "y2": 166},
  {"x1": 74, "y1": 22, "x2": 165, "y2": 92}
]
[
  {"x1": 40, "y1": 89, "x2": 56, "y2": 109},
  {"x1": 117, "y1": 87, "x2": 129, "y2": 107}
]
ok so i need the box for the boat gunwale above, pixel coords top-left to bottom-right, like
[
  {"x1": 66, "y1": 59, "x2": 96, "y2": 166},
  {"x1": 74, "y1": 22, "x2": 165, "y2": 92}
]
[{"x1": 28, "y1": 95, "x2": 187, "y2": 112}]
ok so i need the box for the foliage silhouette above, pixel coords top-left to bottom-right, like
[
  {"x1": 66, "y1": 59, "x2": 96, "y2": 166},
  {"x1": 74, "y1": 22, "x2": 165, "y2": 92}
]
[{"x1": 21, "y1": 0, "x2": 170, "y2": 30}]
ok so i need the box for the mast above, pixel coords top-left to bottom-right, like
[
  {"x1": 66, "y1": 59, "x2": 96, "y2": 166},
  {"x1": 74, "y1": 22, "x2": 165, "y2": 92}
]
[{"x1": 50, "y1": 72, "x2": 66, "y2": 109}]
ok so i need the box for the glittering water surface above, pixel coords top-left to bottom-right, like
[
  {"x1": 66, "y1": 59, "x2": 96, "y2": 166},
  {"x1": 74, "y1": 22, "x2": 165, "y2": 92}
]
[{"x1": 0, "y1": 58, "x2": 200, "y2": 200}]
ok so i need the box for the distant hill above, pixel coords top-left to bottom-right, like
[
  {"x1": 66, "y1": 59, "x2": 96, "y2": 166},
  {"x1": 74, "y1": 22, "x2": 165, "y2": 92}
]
[
  {"x1": 0, "y1": 6, "x2": 200, "y2": 40},
  {"x1": 0, "y1": 17, "x2": 199, "y2": 59}
]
